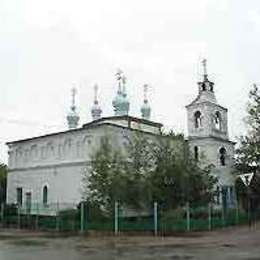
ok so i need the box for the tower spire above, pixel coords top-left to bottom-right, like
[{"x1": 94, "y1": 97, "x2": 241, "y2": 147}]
[
  {"x1": 91, "y1": 84, "x2": 102, "y2": 120},
  {"x1": 195, "y1": 58, "x2": 216, "y2": 101},
  {"x1": 94, "y1": 84, "x2": 98, "y2": 103},
  {"x1": 71, "y1": 87, "x2": 76, "y2": 109},
  {"x1": 67, "y1": 86, "x2": 80, "y2": 129},
  {"x1": 141, "y1": 84, "x2": 151, "y2": 120},
  {"x1": 202, "y1": 58, "x2": 208, "y2": 81},
  {"x1": 144, "y1": 84, "x2": 148, "y2": 101}
]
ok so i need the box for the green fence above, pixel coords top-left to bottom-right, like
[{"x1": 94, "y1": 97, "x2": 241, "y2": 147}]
[{"x1": 0, "y1": 202, "x2": 253, "y2": 234}]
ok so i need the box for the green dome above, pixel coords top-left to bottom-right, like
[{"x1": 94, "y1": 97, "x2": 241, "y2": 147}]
[
  {"x1": 67, "y1": 105, "x2": 80, "y2": 129},
  {"x1": 141, "y1": 100, "x2": 151, "y2": 120},
  {"x1": 112, "y1": 90, "x2": 129, "y2": 116}
]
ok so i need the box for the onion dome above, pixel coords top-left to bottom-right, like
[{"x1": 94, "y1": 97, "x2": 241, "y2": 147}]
[
  {"x1": 67, "y1": 87, "x2": 80, "y2": 129},
  {"x1": 91, "y1": 84, "x2": 102, "y2": 120},
  {"x1": 141, "y1": 84, "x2": 151, "y2": 120},
  {"x1": 120, "y1": 75, "x2": 130, "y2": 115},
  {"x1": 112, "y1": 69, "x2": 130, "y2": 116}
]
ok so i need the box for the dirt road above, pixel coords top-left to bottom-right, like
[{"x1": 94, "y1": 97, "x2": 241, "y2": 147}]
[{"x1": 0, "y1": 224, "x2": 259, "y2": 259}]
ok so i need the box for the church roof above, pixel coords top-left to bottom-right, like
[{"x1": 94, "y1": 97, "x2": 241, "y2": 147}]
[
  {"x1": 6, "y1": 115, "x2": 163, "y2": 145},
  {"x1": 83, "y1": 115, "x2": 162, "y2": 128}
]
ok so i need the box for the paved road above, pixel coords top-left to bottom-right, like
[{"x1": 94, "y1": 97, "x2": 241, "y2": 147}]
[{"x1": 0, "y1": 225, "x2": 259, "y2": 259}]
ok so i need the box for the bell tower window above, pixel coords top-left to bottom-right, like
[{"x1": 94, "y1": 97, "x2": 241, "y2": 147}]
[
  {"x1": 214, "y1": 111, "x2": 221, "y2": 130},
  {"x1": 194, "y1": 111, "x2": 202, "y2": 128},
  {"x1": 219, "y1": 147, "x2": 226, "y2": 166}
]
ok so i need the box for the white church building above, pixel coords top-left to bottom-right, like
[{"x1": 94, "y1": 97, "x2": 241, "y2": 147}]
[{"x1": 6, "y1": 62, "x2": 236, "y2": 214}]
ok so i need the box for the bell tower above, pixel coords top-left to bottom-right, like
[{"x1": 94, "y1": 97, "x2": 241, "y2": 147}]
[
  {"x1": 186, "y1": 59, "x2": 236, "y2": 209},
  {"x1": 186, "y1": 59, "x2": 229, "y2": 141}
]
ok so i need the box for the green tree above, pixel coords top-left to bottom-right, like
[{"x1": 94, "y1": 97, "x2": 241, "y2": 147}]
[
  {"x1": 147, "y1": 134, "x2": 216, "y2": 211},
  {"x1": 235, "y1": 84, "x2": 260, "y2": 209},
  {"x1": 85, "y1": 131, "x2": 216, "y2": 213},
  {"x1": 236, "y1": 84, "x2": 260, "y2": 172},
  {"x1": 82, "y1": 136, "x2": 126, "y2": 212}
]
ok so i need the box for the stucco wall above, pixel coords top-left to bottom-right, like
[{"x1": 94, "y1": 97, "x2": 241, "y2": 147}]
[{"x1": 6, "y1": 122, "x2": 168, "y2": 211}]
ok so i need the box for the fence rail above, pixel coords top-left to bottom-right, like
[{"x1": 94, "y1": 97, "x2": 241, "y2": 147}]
[{"x1": 0, "y1": 202, "x2": 255, "y2": 234}]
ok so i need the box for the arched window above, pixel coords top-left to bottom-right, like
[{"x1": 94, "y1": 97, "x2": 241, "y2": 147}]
[
  {"x1": 43, "y1": 185, "x2": 48, "y2": 206},
  {"x1": 194, "y1": 111, "x2": 202, "y2": 128},
  {"x1": 214, "y1": 111, "x2": 221, "y2": 130},
  {"x1": 219, "y1": 147, "x2": 226, "y2": 166},
  {"x1": 194, "y1": 146, "x2": 199, "y2": 161}
]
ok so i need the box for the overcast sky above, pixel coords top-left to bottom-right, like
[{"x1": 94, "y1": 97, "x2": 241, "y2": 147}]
[{"x1": 0, "y1": 0, "x2": 259, "y2": 163}]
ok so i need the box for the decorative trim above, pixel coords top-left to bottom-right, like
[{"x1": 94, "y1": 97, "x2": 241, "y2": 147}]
[
  {"x1": 186, "y1": 100, "x2": 228, "y2": 111},
  {"x1": 188, "y1": 135, "x2": 236, "y2": 145},
  {"x1": 8, "y1": 160, "x2": 91, "y2": 172}
]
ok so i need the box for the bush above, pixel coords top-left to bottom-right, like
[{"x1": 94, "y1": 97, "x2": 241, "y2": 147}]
[
  {"x1": 191, "y1": 207, "x2": 208, "y2": 219},
  {"x1": 4, "y1": 204, "x2": 17, "y2": 217},
  {"x1": 59, "y1": 208, "x2": 79, "y2": 219},
  {"x1": 160, "y1": 207, "x2": 186, "y2": 222}
]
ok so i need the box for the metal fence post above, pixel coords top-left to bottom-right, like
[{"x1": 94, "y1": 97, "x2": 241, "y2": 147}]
[
  {"x1": 235, "y1": 200, "x2": 239, "y2": 225},
  {"x1": 154, "y1": 202, "x2": 158, "y2": 236},
  {"x1": 208, "y1": 203, "x2": 212, "y2": 231},
  {"x1": 35, "y1": 202, "x2": 39, "y2": 230},
  {"x1": 0, "y1": 203, "x2": 4, "y2": 225},
  {"x1": 17, "y1": 205, "x2": 20, "y2": 229},
  {"x1": 114, "y1": 201, "x2": 119, "y2": 235},
  {"x1": 186, "y1": 202, "x2": 190, "y2": 232},
  {"x1": 80, "y1": 202, "x2": 84, "y2": 233},
  {"x1": 56, "y1": 202, "x2": 60, "y2": 232},
  {"x1": 221, "y1": 203, "x2": 225, "y2": 227}
]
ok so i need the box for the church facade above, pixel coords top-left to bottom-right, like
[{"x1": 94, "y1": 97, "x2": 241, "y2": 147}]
[{"x1": 6, "y1": 63, "x2": 236, "y2": 214}]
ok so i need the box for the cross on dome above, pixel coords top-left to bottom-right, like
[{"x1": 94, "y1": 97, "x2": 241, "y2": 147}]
[
  {"x1": 67, "y1": 86, "x2": 80, "y2": 129},
  {"x1": 71, "y1": 87, "x2": 77, "y2": 110},
  {"x1": 112, "y1": 69, "x2": 130, "y2": 116},
  {"x1": 202, "y1": 59, "x2": 207, "y2": 75},
  {"x1": 141, "y1": 84, "x2": 151, "y2": 120},
  {"x1": 91, "y1": 84, "x2": 102, "y2": 120}
]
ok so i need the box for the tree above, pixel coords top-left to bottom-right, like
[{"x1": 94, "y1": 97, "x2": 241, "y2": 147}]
[
  {"x1": 147, "y1": 135, "x2": 216, "y2": 211},
  {"x1": 0, "y1": 163, "x2": 7, "y2": 204},
  {"x1": 236, "y1": 84, "x2": 260, "y2": 172},
  {"x1": 84, "y1": 131, "x2": 216, "y2": 213},
  {"x1": 235, "y1": 84, "x2": 260, "y2": 209},
  {"x1": 82, "y1": 136, "x2": 126, "y2": 212}
]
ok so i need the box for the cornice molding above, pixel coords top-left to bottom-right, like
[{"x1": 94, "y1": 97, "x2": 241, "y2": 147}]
[{"x1": 8, "y1": 160, "x2": 91, "y2": 172}]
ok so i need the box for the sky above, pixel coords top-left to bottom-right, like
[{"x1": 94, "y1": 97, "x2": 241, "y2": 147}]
[{"x1": 0, "y1": 0, "x2": 259, "y2": 163}]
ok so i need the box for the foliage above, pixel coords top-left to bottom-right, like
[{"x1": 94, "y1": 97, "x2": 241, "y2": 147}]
[
  {"x1": 58, "y1": 208, "x2": 79, "y2": 219},
  {"x1": 160, "y1": 207, "x2": 185, "y2": 222},
  {"x1": 84, "y1": 132, "x2": 216, "y2": 213},
  {"x1": 235, "y1": 84, "x2": 260, "y2": 209},
  {"x1": 147, "y1": 136, "x2": 216, "y2": 211},
  {"x1": 236, "y1": 84, "x2": 260, "y2": 172}
]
